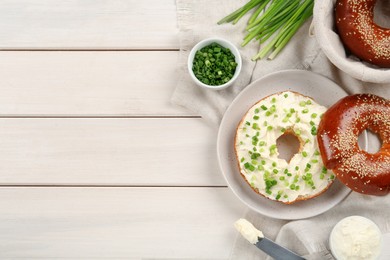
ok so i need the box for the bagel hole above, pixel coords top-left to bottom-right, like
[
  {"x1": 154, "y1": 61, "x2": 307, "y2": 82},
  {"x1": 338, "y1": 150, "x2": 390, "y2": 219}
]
[
  {"x1": 276, "y1": 133, "x2": 300, "y2": 162},
  {"x1": 374, "y1": 0, "x2": 390, "y2": 28},
  {"x1": 358, "y1": 130, "x2": 382, "y2": 154}
]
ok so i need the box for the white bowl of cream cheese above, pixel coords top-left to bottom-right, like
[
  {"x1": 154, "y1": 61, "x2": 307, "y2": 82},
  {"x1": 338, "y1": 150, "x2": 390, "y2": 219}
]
[{"x1": 329, "y1": 216, "x2": 382, "y2": 260}]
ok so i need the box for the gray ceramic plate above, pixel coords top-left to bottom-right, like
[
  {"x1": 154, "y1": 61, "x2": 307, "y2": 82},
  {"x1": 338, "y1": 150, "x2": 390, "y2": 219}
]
[{"x1": 217, "y1": 70, "x2": 367, "y2": 220}]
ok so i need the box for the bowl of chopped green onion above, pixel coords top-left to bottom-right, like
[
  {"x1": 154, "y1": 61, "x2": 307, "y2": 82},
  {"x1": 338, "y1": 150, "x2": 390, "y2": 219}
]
[{"x1": 188, "y1": 38, "x2": 242, "y2": 90}]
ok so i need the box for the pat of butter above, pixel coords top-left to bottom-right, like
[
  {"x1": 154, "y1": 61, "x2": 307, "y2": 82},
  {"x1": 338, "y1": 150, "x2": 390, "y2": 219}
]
[
  {"x1": 330, "y1": 216, "x2": 382, "y2": 260},
  {"x1": 234, "y1": 218, "x2": 264, "y2": 244}
]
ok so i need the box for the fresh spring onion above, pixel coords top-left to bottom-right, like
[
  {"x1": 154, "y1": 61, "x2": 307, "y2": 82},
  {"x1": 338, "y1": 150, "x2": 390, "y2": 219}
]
[
  {"x1": 217, "y1": 0, "x2": 314, "y2": 60},
  {"x1": 192, "y1": 42, "x2": 237, "y2": 86}
]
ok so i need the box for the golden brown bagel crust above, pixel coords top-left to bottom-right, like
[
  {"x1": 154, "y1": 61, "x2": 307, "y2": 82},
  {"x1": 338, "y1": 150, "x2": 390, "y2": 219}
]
[
  {"x1": 317, "y1": 94, "x2": 390, "y2": 195},
  {"x1": 335, "y1": 0, "x2": 390, "y2": 68}
]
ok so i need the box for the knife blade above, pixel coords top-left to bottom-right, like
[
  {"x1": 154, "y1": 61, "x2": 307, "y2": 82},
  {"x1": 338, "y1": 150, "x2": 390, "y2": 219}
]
[{"x1": 255, "y1": 236, "x2": 305, "y2": 260}]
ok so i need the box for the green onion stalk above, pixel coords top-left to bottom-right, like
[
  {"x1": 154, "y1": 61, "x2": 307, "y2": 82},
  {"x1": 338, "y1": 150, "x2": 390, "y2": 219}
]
[{"x1": 217, "y1": 0, "x2": 314, "y2": 60}]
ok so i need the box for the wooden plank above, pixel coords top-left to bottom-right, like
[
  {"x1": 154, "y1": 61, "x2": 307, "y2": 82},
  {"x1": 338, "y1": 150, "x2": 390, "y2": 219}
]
[
  {"x1": 0, "y1": 51, "x2": 194, "y2": 116},
  {"x1": 0, "y1": 187, "x2": 245, "y2": 258},
  {"x1": 0, "y1": 118, "x2": 224, "y2": 186},
  {"x1": 0, "y1": 0, "x2": 178, "y2": 49}
]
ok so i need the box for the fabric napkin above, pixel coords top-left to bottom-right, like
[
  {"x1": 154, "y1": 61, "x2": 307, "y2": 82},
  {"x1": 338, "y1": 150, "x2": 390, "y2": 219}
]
[
  {"x1": 230, "y1": 193, "x2": 390, "y2": 260},
  {"x1": 172, "y1": 0, "x2": 390, "y2": 259},
  {"x1": 172, "y1": 0, "x2": 390, "y2": 126},
  {"x1": 172, "y1": 0, "x2": 259, "y2": 124}
]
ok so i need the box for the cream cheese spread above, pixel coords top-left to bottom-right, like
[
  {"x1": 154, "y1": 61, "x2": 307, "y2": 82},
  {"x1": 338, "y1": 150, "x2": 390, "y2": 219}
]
[
  {"x1": 235, "y1": 91, "x2": 335, "y2": 203},
  {"x1": 234, "y1": 218, "x2": 264, "y2": 244},
  {"x1": 330, "y1": 216, "x2": 382, "y2": 260}
]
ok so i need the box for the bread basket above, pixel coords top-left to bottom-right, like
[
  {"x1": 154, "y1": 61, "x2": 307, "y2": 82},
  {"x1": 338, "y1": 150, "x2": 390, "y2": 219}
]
[{"x1": 313, "y1": 0, "x2": 390, "y2": 83}]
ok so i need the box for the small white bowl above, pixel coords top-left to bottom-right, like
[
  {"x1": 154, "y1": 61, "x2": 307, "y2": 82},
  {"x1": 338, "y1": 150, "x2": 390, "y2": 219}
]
[
  {"x1": 329, "y1": 216, "x2": 382, "y2": 260},
  {"x1": 187, "y1": 37, "x2": 242, "y2": 90}
]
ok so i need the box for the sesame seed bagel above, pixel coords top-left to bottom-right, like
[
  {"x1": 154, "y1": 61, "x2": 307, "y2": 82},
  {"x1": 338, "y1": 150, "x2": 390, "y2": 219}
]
[
  {"x1": 235, "y1": 91, "x2": 335, "y2": 204},
  {"x1": 335, "y1": 0, "x2": 390, "y2": 68},
  {"x1": 317, "y1": 94, "x2": 390, "y2": 195}
]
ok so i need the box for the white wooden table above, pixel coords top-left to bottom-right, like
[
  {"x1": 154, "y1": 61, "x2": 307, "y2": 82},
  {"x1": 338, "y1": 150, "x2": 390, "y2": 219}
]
[{"x1": 0, "y1": 1, "x2": 246, "y2": 258}]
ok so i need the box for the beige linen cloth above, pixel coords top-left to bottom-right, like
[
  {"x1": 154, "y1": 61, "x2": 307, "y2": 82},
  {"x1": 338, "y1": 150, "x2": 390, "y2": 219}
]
[{"x1": 171, "y1": 0, "x2": 390, "y2": 259}]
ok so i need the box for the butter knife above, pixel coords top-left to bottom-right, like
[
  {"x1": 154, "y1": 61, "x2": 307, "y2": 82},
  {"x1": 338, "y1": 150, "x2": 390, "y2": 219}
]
[{"x1": 255, "y1": 236, "x2": 305, "y2": 260}]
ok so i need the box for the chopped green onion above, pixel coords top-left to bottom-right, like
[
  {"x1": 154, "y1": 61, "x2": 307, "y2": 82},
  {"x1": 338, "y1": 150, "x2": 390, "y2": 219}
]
[
  {"x1": 192, "y1": 43, "x2": 237, "y2": 86},
  {"x1": 251, "y1": 152, "x2": 261, "y2": 159},
  {"x1": 252, "y1": 123, "x2": 260, "y2": 130},
  {"x1": 269, "y1": 144, "x2": 277, "y2": 155},
  {"x1": 311, "y1": 126, "x2": 317, "y2": 135},
  {"x1": 244, "y1": 162, "x2": 256, "y2": 171}
]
